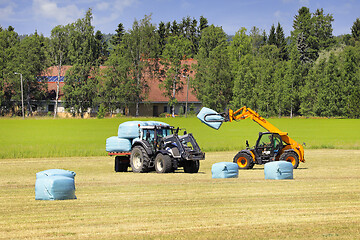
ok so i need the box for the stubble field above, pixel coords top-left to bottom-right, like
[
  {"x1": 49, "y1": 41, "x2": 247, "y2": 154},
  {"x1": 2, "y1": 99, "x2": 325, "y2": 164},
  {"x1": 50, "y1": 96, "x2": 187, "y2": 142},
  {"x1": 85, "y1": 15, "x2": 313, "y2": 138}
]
[{"x1": 1, "y1": 149, "x2": 359, "y2": 239}]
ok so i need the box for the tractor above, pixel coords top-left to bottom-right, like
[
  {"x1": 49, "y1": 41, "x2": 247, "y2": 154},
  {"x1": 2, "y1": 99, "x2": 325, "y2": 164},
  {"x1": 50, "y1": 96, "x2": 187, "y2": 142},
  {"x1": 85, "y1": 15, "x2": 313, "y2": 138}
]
[{"x1": 110, "y1": 124, "x2": 205, "y2": 173}]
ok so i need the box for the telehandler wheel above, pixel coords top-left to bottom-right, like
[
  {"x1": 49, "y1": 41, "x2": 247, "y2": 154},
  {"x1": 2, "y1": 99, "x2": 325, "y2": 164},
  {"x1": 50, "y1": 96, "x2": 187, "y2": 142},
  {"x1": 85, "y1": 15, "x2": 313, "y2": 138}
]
[
  {"x1": 130, "y1": 146, "x2": 150, "y2": 173},
  {"x1": 155, "y1": 153, "x2": 173, "y2": 173},
  {"x1": 115, "y1": 156, "x2": 129, "y2": 172},
  {"x1": 183, "y1": 160, "x2": 200, "y2": 173},
  {"x1": 280, "y1": 151, "x2": 299, "y2": 169},
  {"x1": 233, "y1": 152, "x2": 254, "y2": 169}
]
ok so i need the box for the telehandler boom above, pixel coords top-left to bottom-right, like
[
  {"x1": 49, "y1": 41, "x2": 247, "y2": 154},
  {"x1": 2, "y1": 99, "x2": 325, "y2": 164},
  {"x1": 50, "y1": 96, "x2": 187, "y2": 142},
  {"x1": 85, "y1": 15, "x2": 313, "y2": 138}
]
[{"x1": 199, "y1": 106, "x2": 305, "y2": 169}]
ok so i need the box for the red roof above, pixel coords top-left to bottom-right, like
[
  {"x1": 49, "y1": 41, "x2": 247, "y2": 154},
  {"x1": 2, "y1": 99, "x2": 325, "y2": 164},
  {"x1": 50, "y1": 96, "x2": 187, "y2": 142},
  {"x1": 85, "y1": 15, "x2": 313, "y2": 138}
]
[{"x1": 43, "y1": 60, "x2": 199, "y2": 103}]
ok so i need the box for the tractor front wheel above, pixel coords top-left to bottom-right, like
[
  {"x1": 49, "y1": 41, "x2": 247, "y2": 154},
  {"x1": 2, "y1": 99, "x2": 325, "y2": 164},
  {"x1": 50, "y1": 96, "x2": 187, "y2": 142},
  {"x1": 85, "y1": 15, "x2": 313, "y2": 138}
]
[
  {"x1": 233, "y1": 152, "x2": 254, "y2": 169},
  {"x1": 155, "y1": 153, "x2": 173, "y2": 173},
  {"x1": 280, "y1": 151, "x2": 299, "y2": 169}
]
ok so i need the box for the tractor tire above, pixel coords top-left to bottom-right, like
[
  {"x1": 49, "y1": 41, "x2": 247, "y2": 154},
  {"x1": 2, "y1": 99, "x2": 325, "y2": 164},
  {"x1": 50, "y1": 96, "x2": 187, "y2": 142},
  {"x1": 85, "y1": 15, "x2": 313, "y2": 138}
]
[
  {"x1": 233, "y1": 152, "x2": 254, "y2": 169},
  {"x1": 183, "y1": 160, "x2": 200, "y2": 173},
  {"x1": 155, "y1": 153, "x2": 173, "y2": 173},
  {"x1": 115, "y1": 156, "x2": 129, "y2": 172},
  {"x1": 280, "y1": 151, "x2": 299, "y2": 169},
  {"x1": 130, "y1": 146, "x2": 150, "y2": 173}
]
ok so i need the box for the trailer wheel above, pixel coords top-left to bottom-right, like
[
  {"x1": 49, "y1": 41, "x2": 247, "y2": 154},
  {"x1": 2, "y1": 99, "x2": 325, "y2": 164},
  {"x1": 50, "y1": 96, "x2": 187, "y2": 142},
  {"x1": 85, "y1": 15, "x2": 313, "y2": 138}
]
[
  {"x1": 183, "y1": 160, "x2": 200, "y2": 173},
  {"x1": 115, "y1": 156, "x2": 129, "y2": 172},
  {"x1": 280, "y1": 151, "x2": 299, "y2": 169},
  {"x1": 130, "y1": 146, "x2": 150, "y2": 173},
  {"x1": 233, "y1": 152, "x2": 254, "y2": 169},
  {"x1": 155, "y1": 154, "x2": 173, "y2": 173}
]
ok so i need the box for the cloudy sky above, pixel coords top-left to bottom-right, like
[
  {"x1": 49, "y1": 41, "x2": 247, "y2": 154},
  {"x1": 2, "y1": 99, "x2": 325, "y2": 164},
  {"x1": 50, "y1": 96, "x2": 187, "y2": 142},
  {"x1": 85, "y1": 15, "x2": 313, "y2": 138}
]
[{"x1": 1, "y1": 0, "x2": 359, "y2": 37}]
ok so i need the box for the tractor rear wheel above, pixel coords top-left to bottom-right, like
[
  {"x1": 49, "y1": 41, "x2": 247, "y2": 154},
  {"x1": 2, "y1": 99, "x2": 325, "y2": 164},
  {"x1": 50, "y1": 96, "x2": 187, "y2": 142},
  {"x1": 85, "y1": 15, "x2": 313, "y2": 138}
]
[
  {"x1": 183, "y1": 160, "x2": 200, "y2": 173},
  {"x1": 155, "y1": 153, "x2": 173, "y2": 173},
  {"x1": 280, "y1": 151, "x2": 299, "y2": 169},
  {"x1": 233, "y1": 152, "x2": 254, "y2": 169},
  {"x1": 130, "y1": 146, "x2": 150, "y2": 173}
]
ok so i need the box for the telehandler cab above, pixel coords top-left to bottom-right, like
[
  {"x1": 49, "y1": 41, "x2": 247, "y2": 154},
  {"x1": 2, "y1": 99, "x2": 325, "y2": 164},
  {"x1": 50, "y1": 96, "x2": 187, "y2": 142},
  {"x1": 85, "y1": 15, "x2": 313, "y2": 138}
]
[{"x1": 199, "y1": 106, "x2": 305, "y2": 169}]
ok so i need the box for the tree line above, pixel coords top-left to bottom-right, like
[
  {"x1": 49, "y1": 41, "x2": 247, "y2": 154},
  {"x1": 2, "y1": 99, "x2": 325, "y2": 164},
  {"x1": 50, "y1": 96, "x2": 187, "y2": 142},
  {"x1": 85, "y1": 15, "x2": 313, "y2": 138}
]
[{"x1": 0, "y1": 7, "x2": 359, "y2": 118}]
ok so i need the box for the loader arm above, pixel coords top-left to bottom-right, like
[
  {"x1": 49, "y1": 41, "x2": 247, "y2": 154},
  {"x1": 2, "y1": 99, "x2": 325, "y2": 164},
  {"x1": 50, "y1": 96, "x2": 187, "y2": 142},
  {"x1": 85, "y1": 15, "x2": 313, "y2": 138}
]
[{"x1": 203, "y1": 106, "x2": 305, "y2": 162}]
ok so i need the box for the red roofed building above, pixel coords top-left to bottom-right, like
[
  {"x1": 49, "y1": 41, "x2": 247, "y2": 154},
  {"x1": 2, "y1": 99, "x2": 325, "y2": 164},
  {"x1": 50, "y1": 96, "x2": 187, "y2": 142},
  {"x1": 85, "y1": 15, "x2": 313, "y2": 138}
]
[{"x1": 43, "y1": 60, "x2": 202, "y2": 117}]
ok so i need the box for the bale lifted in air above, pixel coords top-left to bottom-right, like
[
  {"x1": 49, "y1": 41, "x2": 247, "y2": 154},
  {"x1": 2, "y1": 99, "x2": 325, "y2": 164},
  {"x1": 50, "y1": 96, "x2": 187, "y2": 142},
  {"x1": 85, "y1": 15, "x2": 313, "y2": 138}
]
[{"x1": 197, "y1": 106, "x2": 305, "y2": 169}]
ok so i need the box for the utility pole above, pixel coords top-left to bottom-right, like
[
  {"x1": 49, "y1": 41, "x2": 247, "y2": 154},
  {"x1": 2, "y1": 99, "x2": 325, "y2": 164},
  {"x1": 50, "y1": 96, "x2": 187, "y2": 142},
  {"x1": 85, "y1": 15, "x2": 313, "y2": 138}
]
[{"x1": 14, "y1": 72, "x2": 24, "y2": 119}]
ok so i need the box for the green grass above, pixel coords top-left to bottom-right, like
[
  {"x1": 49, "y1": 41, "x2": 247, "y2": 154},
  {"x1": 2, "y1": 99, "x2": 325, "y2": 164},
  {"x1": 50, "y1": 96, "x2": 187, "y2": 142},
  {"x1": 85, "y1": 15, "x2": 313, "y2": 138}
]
[
  {"x1": 0, "y1": 149, "x2": 359, "y2": 239},
  {"x1": 0, "y1": 117, "x2": 359, "y2": 159}
]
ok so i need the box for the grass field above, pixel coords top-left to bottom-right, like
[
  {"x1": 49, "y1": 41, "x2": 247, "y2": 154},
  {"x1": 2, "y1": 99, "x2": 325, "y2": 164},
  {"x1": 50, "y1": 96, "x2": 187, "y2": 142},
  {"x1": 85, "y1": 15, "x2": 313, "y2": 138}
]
[
  {"x1": 1, "y1": 149, "x2": 359, "y2": 239},
  {"x1": 0, "y1": 117, "x2": 359, "y2": 159}
]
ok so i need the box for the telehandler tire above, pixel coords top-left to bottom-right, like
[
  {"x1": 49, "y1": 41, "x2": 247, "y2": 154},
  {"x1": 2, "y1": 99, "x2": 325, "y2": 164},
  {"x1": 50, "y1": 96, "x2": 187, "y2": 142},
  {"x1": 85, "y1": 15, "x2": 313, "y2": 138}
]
[
  {"x1": 233, "y1": 152, "x2": 254, "y2": 169},
  {"x1": 280, "y1": 151, "x2": 299, "y2": 169},
  {"x1": 183, "y1": 160, "x2": 200, "y2": 173},
  {"x1": 130, "y1": 146, "x2": 150, "y2": 173},
  {"x1": 155, "y1": 153, "x2": 173, "y2": 173}
]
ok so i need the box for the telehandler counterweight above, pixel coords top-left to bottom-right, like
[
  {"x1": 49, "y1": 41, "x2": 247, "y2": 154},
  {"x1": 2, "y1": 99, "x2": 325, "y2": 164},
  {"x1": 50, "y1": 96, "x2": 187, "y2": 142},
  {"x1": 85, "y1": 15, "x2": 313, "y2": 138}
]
[{"x1": 199, "y1": 106, "x2": 305, "y2": 169}]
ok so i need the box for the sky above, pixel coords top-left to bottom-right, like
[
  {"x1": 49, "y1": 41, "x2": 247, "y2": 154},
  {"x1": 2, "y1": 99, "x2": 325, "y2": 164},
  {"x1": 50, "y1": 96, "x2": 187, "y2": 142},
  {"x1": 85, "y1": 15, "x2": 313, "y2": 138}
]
[{"x1": 1, "y1": 0, "x2": 359, "y2": 37}]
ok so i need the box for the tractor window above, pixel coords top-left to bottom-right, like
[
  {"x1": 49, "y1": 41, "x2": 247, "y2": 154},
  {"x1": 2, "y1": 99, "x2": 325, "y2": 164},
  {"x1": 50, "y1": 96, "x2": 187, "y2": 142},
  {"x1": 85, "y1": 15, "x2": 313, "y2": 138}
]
[
  {"x1": 259, "y1": 134, "x2": 272, "y2": 148},
  {"x1": 143, "y1": 129, "x2": 155, "y2": 141},
  {"x1": 156, "y1": 128, "x2": 172, "y2": 137},
  {"x1": 273, "y1": 135, "x2": 282, "y2": 151}
]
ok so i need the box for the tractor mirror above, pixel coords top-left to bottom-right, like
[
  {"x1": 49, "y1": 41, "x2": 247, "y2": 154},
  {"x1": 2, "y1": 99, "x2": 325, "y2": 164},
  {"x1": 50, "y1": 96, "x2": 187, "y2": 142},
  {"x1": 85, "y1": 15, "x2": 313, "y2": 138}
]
[{"x1": 246, "y1": 140, "x2": 249, "y2": 148}]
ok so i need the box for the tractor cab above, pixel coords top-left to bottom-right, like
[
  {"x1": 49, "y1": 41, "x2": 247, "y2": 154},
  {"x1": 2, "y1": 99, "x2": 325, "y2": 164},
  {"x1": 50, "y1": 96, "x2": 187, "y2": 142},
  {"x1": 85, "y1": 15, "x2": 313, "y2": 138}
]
[{"x1": 254, "y1": 132, "x2": 284, "y2": 161}]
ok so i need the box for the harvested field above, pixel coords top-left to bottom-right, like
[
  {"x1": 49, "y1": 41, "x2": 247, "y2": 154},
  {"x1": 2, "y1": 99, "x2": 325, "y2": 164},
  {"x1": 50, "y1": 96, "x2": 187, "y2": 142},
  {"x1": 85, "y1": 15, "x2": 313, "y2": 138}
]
[{"x1": 1, "y1": 149, "x2": 359, "y2": 239}]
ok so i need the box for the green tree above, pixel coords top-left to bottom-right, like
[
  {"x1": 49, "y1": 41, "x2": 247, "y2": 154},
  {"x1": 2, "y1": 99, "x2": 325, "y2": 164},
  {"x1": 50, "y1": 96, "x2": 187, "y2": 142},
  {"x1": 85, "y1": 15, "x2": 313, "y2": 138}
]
[
  {"x1": 94, "y1": 30, "x2": 108, "y2": 65},
  {"x1": 158, "y1": 21, "x2": 167, "y2": 55},
  {"x1": 275, "y1": 22, "x2": 288, "y2": 60},
  {"x1": 49, "y1": 24, "x2": 70, "y2": 118},
  {"x1": 351, "y1": 18, "x2": 360, "y2": 42},
  {"x1": 341, "y1": 45, "x2": 360, "y2": 117},
  {"x1": 14, "y1": 31, "x2": 49, "y2": 116},
  {"x1": 160, "y1": 35, "x2": 192, "y2": 116},
  {"x1": 199, "y1": 16, "x2": 208, "y2": 31},
  {"x1": 314, "y1": 54, "x2": 342, "y2": 116},
  {"x1": 268, "y1": 24, "x2": 276, "y2": 45},
  {"x1": 312, "y1": 8, "x2": 335, "y2": 50},
  {"x1": 193, "y1": 25, "x2": 232, "y2": 111},
  {"x1": 249, "y1": 26, "x2": 266, "y2": 54},
  {"x1": 228, "y1": 27, "x2": 251, "y2": 75},
  {"x1": 98, "y1": 42, "x2": 138, "y2": 116},
  {"x1": 111, "y1": 23, "x2": 125, "y2": 46},
  {"x1": 123, "y1": 15, "x2": 159, "y2": 116},
  {"x1": 63, "y1": 9, "x2": 99, "y2": 117},
  {"x1": 0, "y1": 26, "x2": 20, "y2": 115}
]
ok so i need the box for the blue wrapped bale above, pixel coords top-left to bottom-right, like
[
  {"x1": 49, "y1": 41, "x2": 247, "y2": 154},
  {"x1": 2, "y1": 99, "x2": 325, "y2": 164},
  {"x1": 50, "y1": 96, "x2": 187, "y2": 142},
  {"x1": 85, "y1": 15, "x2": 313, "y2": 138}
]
[
  {"x1": 211, "y1": 162, "x2": 239, "y2": 178},
  {"x1": 264, "y1": 161, "x2": 293, "y2": 180},
  {"x1": 35, "y1": 169, "x2": 76, "y2": 200},
  {"x1": 197, "y1": 107, "x2": 224, "y2": 130},
  {"x1": 145, "y1": 121, "x2": 169, "y2": 126},
  {"x1": 118, "y1": 121, "x2": 148, "y2": 139},
  {"x1": 106, "y1": 136, "x2": 132, "y2": 152}
]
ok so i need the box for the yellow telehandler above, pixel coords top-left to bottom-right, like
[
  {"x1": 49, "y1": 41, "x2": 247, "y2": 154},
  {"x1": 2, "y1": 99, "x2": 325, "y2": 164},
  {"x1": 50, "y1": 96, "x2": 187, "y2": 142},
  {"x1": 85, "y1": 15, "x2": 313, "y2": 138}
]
[{"x1": 198, "y1": 106, "x2": 305, "y2": 169}]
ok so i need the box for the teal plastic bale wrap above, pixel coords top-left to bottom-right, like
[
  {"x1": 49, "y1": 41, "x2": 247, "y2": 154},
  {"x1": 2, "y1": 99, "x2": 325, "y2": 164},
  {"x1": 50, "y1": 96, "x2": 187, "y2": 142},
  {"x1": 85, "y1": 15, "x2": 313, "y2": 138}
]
[
  {"x1": 145, "y1": 121, "x2": 169, "y2": 126},
  {"x1": 211, "y1": 162, "x2": 239, "y2": 178},
  {"x1": 264, "y1": 161, "x2": 293, "y2": 180},
  {"x1": 118, "y1": 121, "x2": 148, "y2": 139},
  {"x1": 106, "y1": 136, "x2": 132, "y2": 152},
  {"x1": 35, "y1": 169, "x2": 76, "y2": 200},
  {"x1": 197, "y1": 107, "x2": 224, "y2": 130}
]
